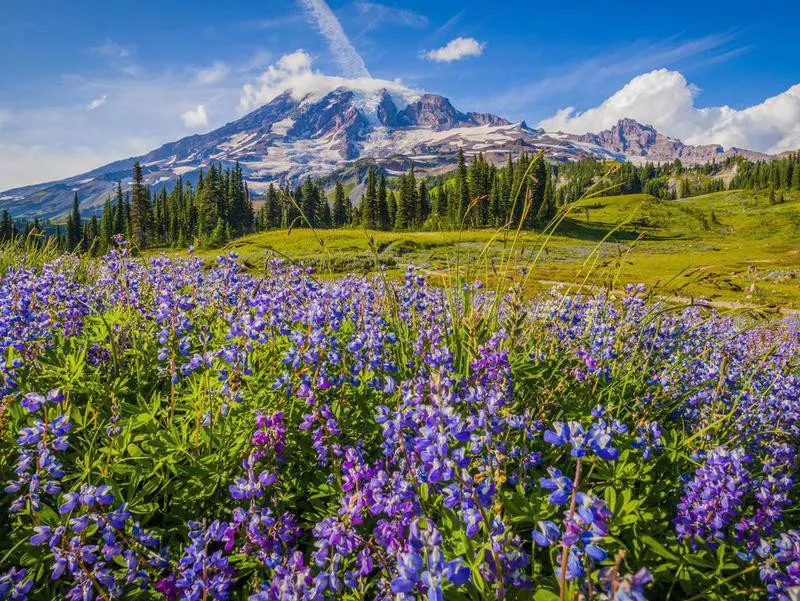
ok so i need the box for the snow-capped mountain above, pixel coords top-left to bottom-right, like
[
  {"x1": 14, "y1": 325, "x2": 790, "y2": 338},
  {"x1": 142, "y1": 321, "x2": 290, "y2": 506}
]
[{"x1": 0, "y1": 89, "x2": 773, "y2": 218}]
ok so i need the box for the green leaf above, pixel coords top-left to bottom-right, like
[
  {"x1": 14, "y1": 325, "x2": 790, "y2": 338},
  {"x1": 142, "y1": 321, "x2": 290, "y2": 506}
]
[{"x1": 641, "y1": 534, "x2": 679, "y2": 561}]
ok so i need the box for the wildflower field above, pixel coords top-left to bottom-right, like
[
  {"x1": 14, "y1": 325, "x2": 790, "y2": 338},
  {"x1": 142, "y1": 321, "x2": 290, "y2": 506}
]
[{"x1": 1, "y1": 240, "x2": 799, "y2": 601}]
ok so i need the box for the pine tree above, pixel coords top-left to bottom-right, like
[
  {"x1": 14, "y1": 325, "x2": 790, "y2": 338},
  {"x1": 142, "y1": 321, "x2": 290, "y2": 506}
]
[
  {"x1": 0, "y1": 210, "x2": 13, "y2": 241},
  {"x1": 537, "y1": 173, "x2": 555, "y2": 224},
  {"x1": 529, "y1": 157, "x2": 547, "y2": 227},
  {"x1": 418, "y1": 180, "x2": 429, "y2": 227},
  {"x1": 301, "y1": 177, "x2": 317, "y2": 227},
  {"x1": 489, "y1": 177, "x2": 501, "y2": 226},
  {"x1": 456, "y1": 148, "x2": 469, "y2": 225},
  {"x1": 129, "y1": 162, "x2": 151, "y2": 249},
  {"x1": 436, "y1": 187, "x2": 449, "y2": 223},
  {"x1": 394, "y1": 174, "x2": 410, "y2": 230},
  {"x1": 377, "y1": 171, "x2": 390, "y2": 230},
  {"x1": 362, "y1": 166, "x2": 378, "y2": 229},
  {"x1": 793, "y1": 162, "x2": 800, "y2": 191},
  {"x1": 316, "y1": 182, "x2": 331, "y2": 227},
  {"x1": 227, "y1": 162, "x2": 253, "y2": 235},
  {"x1": 332, "y1": 182, "x2": 348, "y2": 227},
  {"x1": 387, "y1": 191, "x2": 397, "y2": 228},
  {"x1": 265, "y1": 184, "x2": 282, "y2": 229},
  {"x1": 66, "y1": 193, "x2": 82, "y2": 251},
  {"x1": 679, "y1": 178, "x2": 691, "y2": 199},
  {"x1": 101, "y1": 196, "x2": 113, "y2": 251}
]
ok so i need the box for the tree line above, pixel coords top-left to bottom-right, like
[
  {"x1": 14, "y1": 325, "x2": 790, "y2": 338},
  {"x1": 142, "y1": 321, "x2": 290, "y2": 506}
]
[{"x1": 1, "y1": 151, "x2": 799, "y2": 253}]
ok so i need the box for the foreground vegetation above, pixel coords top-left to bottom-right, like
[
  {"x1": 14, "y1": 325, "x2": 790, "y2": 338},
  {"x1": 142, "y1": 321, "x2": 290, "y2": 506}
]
[{"x1": 0, "y1": 237, "x2": 799, "y2": 600}]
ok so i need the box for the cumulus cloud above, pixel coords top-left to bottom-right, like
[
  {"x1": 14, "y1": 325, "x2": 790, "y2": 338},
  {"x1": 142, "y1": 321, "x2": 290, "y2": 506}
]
[
  {"x1": 423, "y1": 37, "x2": 485, "y2": 63},
  {"x1": 181, "y1": 104, "x2": 209, "y2": 128},
  {"x1": 196, "y1": 61, "x2": 230, "y2": 84},
  {"x1": 539, "y1": 69, "x2": 800, "y2": 154},
  {"x1": 355, "y1": 2, "x2": 428, "y2": 29},
  {"x1": 87, "y1": 95, "x2": 107, "y2": 110},
  {"x1": 239, "y1": 50, "x2": 417, "y2": 112},
  {"x1": 297, "y1": 0, "x2": 370, "y2": 78}
]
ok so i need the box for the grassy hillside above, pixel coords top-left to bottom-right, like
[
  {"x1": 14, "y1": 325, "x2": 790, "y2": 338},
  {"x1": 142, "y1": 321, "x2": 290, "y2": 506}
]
[{"x1": 194, "y1": 189, "x2": 800, "y2": 308}]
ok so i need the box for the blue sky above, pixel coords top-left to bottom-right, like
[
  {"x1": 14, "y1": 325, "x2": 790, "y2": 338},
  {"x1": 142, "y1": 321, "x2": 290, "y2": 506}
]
[{"x1": 1, "y1": 0, "x2": 799, "y2": 188}]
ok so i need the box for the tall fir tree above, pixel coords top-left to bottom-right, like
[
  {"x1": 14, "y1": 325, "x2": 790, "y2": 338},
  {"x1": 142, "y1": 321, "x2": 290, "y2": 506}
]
[
  {"x1": 332, "y1": 182, "x2": 348, "y2": 227},
  {"x1": 129, "y1": 162, "x2": 151, "y2": 249},
  {"x1": 377, "y1": 171, "x2": 390, "y2": 230},
  {"x1": 66, "y1": 192, "x2": 82, "y2": 251},
  {"x1": 362, "y1": 166, "x2": 378, "y2": 229},
  {"x1": 456, "y1": 148, "x2": 470, "y2": 225}
]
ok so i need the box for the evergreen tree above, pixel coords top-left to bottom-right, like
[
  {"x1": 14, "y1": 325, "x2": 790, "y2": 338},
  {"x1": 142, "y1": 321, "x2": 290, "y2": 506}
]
[
  {"x1": 456, "y1": 148, "x2": 470, "y2": 225},
  {"x1": 0, "y1": 210, "x2": 13, "y2": 241},
  {"x1": 436, "y1": 187, "x2": 449, "y2": 222},
  {"x1": 129, "y1": 162, "x2": 151, "y2": 248},
  {"x1": 332, "y1": 182, "x2": 348, "y2": 227},
  {"x1": 301, "y1": 177, "x2": 317, "y2": 227},
  {"x1": 387, "y1": 191, "x2": 397, "y2": 228},
  {"x1": 529, "y1": 157, "x2": 547, "y2": 226},
  {"x1": 362, "y1": 166, "x2": 378, "y2": 229},
  {"x1": 265, "y1": 184, "x2": 282, "y2": 229},
  {"x1": 394, "y1": 174, "x2": 410, "y2": 230},
  {"x1": 101, "y1": 196, "x2": 113, "y2": 251},
  {"x1": 418, "y1": 180, "x2": 430, "y2": 227},
  {"x1": 66, "y1": 193, "x2": 82, "y2": 251},
  {"x1": 377, "y1": 171, "x2": 390, "y2": 230}
]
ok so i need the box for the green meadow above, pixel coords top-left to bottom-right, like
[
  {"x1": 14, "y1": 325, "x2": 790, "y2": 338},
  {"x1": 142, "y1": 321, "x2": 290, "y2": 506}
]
[{"x1": 196, "y1": 189, "x2": 800, "y2": 310}]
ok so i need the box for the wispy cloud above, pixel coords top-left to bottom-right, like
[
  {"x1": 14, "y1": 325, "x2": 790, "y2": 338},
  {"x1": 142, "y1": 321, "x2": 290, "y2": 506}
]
[
  {"x1": 354, "y1": 2, "x2": 428, "y2": 29},
  {"x1": 239, "y1": 50, "x2": 274, "y2": 73},
  {"x1": 430, "y1": 9, "x2": 466, "y2": 39},
  {"x1": 423, "y1": 37, "x2": 485, "y2": 63},
  {"x1": 196, "y1": 61, "x2": 230, "y2": 84},
  {"x1": 297, "y1": 0, "x2": 370, "y2": 78},
  {"x1": 249, "y1": 14, "x2": 304, "y2": 29},
  {"x1": 87, "y1": 95, "x2": 107, "y2": 110},
  {"x1": 90, "y1": 38, "x2": 132, "y2": 60},
  {"x1": 88, "y1": 37, "x2": 140, "y2": 76}
]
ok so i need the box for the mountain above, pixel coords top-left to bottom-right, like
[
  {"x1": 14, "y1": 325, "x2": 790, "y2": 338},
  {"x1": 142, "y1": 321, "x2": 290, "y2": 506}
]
[
  {"x1": 562, "y1": 118, "x2": 770, "y2": 165},
  {"x1": 0, "y1": 89, "x2": 774, "y2": 219}
]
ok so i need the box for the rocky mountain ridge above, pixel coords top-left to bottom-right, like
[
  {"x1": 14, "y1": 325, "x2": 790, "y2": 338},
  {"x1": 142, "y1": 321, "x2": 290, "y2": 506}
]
[{"x1": 0, "y1": 89, "x2": 776, "y2": 218}]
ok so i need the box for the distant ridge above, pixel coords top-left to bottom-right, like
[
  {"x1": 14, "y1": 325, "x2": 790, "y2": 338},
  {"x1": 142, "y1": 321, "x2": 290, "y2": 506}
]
[{"x1": 0, "y1": 89, "x2": 775, "y2": 218}]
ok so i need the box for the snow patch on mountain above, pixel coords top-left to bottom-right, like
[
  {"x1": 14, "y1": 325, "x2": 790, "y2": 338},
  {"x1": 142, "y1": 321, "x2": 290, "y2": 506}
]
[{"x1": 0, "y1": 85, "x2": 777, "y2": 219}]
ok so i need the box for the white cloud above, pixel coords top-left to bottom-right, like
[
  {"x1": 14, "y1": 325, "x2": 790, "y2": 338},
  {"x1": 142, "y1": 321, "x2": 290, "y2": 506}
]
[
  {"x1": 87, "y1": 95, "x2": 107, "y2": 110},
  {"x1": 181, "y1": 104, "x2": 209, "y2": 128},
  {"x1": 423, "y1": 37, "x2": 485, "y2": 63},
  {"x1": 538, "y1": 69, "x2": 800, "y2": 154},
  {"x1": 196, "y1": 61, "x2": 230, "y2": 84},
  {"x1": 486, "y1": 34, "x2": 742, "y2": 120},
  {"x1": 297, "y1": 0, "x2": 370, "y2": 78},
  {"x1": 355, "y1": 2, "x2": 428, "y2": 29},
  {"x1": 239, "y1": 50, "x2": 418, "y2": 112}
]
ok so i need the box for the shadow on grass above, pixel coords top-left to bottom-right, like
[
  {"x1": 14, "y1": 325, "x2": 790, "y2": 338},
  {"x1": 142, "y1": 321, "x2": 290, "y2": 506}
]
[{"x1": 554, "y1": 217, "x2": 682, "y2": 242}]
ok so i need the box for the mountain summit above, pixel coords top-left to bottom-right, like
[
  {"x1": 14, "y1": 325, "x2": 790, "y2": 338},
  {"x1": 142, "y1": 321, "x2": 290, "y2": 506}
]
[{"x1": 0, "y1": 89, "x2": 771, "y2": 218}]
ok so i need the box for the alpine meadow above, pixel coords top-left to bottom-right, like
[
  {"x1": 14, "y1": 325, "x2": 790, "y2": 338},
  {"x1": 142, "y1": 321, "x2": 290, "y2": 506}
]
[{"x1": 1, "y1": 2, "x2": 800, "y2": 601}]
